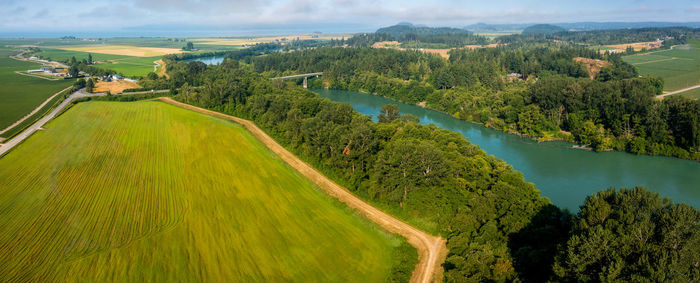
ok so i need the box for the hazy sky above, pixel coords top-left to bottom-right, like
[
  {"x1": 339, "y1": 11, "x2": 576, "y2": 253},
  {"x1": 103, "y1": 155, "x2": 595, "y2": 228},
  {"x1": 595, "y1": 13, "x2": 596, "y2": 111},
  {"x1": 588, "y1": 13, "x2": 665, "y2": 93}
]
[{"x1": 1, "y1": 0, "x2": 699, "y2": 34}]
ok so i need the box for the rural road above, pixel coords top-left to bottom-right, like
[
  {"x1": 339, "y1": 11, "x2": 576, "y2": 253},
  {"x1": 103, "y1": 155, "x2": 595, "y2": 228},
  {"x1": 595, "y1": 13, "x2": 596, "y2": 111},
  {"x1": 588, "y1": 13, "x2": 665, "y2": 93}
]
[
  {"x1": 0, "y1": 85, "x2": 72, "y2": 136},
  {"x1": 0, "y1": 89, "x2": 169, "y2": 157},
  {"x1": 159, "y1": 97, "x2": 447, "y2": 283},
  {"x1": 657, "y1": 84, "x2": 700, "y2": 99}
]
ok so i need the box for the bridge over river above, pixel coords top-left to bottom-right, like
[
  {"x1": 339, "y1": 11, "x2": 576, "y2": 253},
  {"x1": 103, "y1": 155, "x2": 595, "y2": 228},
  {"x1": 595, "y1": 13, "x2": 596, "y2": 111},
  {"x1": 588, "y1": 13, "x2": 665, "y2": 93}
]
[{"x1": 271, "y1": 72, "x2": 323, "y2": 88}]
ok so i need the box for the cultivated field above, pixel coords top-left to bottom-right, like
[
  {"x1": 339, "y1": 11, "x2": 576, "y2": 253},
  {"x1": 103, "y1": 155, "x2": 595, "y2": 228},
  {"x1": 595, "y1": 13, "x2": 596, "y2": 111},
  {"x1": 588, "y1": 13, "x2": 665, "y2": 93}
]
[
  {"x1": 93, "y1": 79, "x2": 141, "y2": 93},
  {"x1": 623, "y1": 40, "x2": 700, "y2": 92},
  {"x1": 679, "y1": 87, "x2": 700, "y2": 100},
  {"x1": 59, "y1": 45, "x2": 184, "y2": 57},
  {"x1": 0, "y1": 101, "x2": 401, "y2": 282},
  {"x1": 0, "y1": 47, "x2": 73, "y2": 136},
  {"x1": 32, "y1": 48, "x2": 162, "y2": 77}
]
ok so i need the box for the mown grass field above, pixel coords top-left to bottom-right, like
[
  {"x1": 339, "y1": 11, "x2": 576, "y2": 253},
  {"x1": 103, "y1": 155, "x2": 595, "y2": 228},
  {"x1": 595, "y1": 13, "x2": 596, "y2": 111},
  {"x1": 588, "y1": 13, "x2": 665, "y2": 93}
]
[
  {"x1": 0, "y1": 47, "x2": 73, "y2": 134},
  {"x1": 0, "y1": 101, "x2": 403, "y2": 282},
  {"x1": 624, "y1": 40, "x2": 700, "y2": 91}
]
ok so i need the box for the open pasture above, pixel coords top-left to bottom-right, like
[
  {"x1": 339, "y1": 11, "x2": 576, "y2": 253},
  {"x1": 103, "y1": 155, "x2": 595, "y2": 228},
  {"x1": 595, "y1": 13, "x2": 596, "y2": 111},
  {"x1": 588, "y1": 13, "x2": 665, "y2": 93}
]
[
  {"x1": 0, "y1": 101, "x2": 400, "y2": 282},
  {"x1": 0, "y1": 47, "x2": 73, "y2": 136},
  {"x1": 623, "y1": 40, "x2": 700, "y2": 92}
]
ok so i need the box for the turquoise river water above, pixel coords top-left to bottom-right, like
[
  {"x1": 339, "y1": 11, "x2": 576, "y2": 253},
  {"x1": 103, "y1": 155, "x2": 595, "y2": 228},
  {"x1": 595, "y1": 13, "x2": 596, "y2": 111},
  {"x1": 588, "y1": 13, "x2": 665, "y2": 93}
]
[{"x1": 313, "y1": 89, "x2": 700, "y2": 211}]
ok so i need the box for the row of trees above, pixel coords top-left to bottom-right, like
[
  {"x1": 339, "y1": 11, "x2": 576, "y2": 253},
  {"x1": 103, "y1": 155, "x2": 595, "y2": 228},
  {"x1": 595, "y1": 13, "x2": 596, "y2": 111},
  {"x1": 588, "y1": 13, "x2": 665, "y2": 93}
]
[{"x1": 154, "y1": 60, "x2": 698, "y2": 281}]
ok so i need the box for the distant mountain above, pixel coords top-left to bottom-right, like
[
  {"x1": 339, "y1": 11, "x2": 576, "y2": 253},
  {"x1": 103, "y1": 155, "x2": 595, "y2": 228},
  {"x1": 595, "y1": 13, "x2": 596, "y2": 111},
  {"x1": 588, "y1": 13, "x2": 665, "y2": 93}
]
[
  {"x1": 522, "y1": 24, "x2": 566, "y2": 34},
  {"x1": 465, "y1": 22, "x2": 700, "y2": 32}
]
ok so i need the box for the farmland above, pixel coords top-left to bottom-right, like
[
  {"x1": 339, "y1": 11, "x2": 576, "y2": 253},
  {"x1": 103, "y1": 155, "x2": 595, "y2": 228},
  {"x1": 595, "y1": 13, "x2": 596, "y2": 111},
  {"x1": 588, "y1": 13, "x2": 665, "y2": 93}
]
[
  {"x1": 623, "y1": 40, "x2": 700, "y2": 92},
  {"x1": 193, "y1": 33, "x2": 351, "y2": 47},
  {"x1": 27, "y1": 48, "x2": 163, "y2": 77},
  {"x1": 60, "y1": 45, "x2": 183, "y2": 57},
  {"x1": 0, "y1": 100, "x2": 405, "y2": 282},
  {"x1": 0, "y1": 46, "x2": 73, "y2": 136}
]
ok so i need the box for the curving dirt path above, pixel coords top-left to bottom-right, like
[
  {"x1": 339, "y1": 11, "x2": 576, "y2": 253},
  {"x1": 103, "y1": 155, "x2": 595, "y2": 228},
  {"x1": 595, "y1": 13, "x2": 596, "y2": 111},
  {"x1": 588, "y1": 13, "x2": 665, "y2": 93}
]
[
  {"x1": 0, "y1": 85, "x2": 72, "y2": 136},
  {"x1": 159, "y1": 97, "x2": 447, "y2": 283}
]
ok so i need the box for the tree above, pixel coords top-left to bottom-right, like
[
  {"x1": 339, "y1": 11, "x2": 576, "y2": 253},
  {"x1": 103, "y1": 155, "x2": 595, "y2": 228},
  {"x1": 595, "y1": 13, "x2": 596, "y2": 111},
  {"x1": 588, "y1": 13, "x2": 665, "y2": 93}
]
[
  {"x1": 88, "y1": 53, "x2": 93, "y2": 65},
  {"x1": 378, "y1": 104, "x2": 400, "y2": 123},
  {"x1": 183, "y1": 42, "x2": 195, "y2": 51},
  {"x1": 553, "y1": 187, "x2": 700, "y2": 282},
  {"x1": 68, "y1": 65, "x2": 79, "y2": 78},
  {"x1": 86, "y1": 78, "x2": 94, "y2": 93},
  {"x1": 147, "y1": 72, "x2": 158, "y2": 80}
]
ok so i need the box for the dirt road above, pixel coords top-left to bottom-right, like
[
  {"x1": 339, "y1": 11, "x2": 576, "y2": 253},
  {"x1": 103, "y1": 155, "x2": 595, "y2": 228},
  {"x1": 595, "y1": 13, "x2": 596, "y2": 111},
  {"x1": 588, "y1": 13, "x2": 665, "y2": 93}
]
[
  {"x1": 0, "y1": 86, "x2": 72, "y2": 136},
  {"x1": 159, "y1": 97, "x2": 447, "y2": 283},
  {"x1": 656, "y1": 84, "x2": 700, "y2": 99}
]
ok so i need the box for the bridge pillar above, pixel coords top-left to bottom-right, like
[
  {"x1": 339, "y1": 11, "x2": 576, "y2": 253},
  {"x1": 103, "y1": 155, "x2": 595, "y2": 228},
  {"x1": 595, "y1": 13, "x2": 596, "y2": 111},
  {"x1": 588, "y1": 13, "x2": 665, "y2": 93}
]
[{"x1": 303, "y1": 77, "x2": 308, "y2": 89}]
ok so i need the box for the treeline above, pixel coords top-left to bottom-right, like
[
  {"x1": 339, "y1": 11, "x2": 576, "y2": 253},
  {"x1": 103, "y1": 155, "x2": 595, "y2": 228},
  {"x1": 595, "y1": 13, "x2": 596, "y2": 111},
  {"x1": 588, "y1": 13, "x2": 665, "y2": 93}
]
[
  {"x1": 158, "y1": 61, "x2": 699, "y2": 281},
  {"x1": 347, "y1": 24, "x2": 488, "y2": 48},
  {"x1": 497, "y1": 27, "x2": 699, "y2": 45}
]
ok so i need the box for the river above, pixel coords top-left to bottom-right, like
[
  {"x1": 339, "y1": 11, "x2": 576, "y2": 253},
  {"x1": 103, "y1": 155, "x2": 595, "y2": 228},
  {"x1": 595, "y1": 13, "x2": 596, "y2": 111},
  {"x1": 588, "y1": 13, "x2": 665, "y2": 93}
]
[
  {"x1": 312, "y1": 89, "x2": 700, "y2": 211},
  {"x1": 185, "y1": 56, "x2": 226, "y2": 65}
]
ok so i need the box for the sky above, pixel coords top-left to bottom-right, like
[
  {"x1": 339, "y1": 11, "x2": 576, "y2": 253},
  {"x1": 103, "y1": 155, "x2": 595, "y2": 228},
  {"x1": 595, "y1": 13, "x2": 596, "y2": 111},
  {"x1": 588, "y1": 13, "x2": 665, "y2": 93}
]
[{"x1": 1, "y1": 0, "x2": 699, "y2": 36}]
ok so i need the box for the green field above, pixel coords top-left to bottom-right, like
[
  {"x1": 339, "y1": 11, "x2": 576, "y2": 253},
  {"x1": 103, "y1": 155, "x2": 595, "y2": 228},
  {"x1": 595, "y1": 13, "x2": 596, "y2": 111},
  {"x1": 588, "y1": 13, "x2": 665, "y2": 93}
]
[
  {"x1": 0, "y1": 101, "x2": 404, "y2": 282},
  {"x1": 678, "y1": 87, "x2": 700, "y2": 100},
  {"x1": 624, "y1": 40, "x2": 700, "y2": 91},
  {"x1": 0, "y1": 47, "x2": 73, "y2": 134}
]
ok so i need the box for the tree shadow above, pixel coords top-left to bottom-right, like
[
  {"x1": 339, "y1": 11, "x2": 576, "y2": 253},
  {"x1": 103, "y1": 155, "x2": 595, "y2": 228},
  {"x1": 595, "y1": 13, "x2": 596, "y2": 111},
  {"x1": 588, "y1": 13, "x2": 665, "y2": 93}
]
[{"x1": 508, "y1": 204, "x2": 572, "y2": 282}]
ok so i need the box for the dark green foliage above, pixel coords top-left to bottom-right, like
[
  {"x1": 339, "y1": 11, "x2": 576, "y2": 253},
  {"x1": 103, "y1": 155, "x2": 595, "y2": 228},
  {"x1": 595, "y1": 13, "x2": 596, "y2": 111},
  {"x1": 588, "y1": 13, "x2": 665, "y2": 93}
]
[
  {"x1": 553, "y1": 187, "x2": 700, "y2": 282},
  {"x1": 498, "y1": 27, "x2": 698, "y2": 45},
  {"x1": 347, "y1": 24, "x2": 488, "y2": 48},
  {"x1": 86, "y1": 78, "x2": 94, "y2": 93}
]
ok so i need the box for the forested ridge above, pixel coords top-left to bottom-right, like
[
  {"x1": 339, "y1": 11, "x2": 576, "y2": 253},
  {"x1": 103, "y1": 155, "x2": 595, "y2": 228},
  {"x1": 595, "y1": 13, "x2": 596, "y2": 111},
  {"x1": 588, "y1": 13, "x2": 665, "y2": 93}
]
[
  {"x1": 249, "y1": 46, "x2": 700, "y2": 160},
  {"x1": 138, "y1": 59, "x2": 699, "y2": 281}
]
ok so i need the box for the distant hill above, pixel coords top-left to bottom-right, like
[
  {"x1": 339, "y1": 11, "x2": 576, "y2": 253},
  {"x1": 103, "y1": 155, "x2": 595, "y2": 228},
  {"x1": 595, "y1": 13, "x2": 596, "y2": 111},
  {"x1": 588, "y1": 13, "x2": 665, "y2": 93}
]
[
  {"x1": 522, "y1": 24, "x2": 566, "y2": 34},
  {"x1": 465, "y1": 22, "x2": 700, "y2": 32},
  {"x1": 376, "y1": 24, "x2": 472, "y2": 37}
]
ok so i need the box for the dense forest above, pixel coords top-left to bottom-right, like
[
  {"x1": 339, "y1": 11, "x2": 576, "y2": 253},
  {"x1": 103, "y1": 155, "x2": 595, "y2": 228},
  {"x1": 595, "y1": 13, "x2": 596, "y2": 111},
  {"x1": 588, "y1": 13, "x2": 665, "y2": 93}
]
[
  {"x1": 140, "y1": 60, "x2": 699, "y2": 281},
  {"x1": 497, "y1": 27, "x2": 699, "y2": 45},
  {"x1": 346, "y1": 24, "x2": 488, "y2": 48},
  {"x1": 248, "y1": 46, "x2": 700, "y2": 160}
]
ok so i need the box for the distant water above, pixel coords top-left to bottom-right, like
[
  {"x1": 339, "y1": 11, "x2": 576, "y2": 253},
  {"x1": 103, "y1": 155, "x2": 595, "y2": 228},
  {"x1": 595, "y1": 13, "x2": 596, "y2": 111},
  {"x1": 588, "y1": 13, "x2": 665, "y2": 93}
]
[
  {"x1": 313, "y1": 89, "x2": 700, "y2": 211},
  {"x1": 185, "y1": 56, "x2": 225, "y2": 65}
]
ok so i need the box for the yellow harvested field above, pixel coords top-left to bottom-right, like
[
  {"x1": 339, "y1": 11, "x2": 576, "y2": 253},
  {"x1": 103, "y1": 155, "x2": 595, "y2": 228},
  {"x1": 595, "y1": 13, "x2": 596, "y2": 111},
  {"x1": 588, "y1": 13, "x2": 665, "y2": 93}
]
[
  {"x1": 422, "y1": 49, "x2": 451, "y2": 59},
  {"x1": 371, "y1": 41, "x2": 401, "y2": 48},
  {"x1": 60, "y1": 45, "x2": 185, "y2": 57},
  {"x1": 194, "y1": 34, "x2": 351, "y2": 46},
  {"x1": 604, "y1": 41, "x2": 663, "y2": 53},
  {"x1": 93, "y1": 79, "x2": 141, "y2": 93}
]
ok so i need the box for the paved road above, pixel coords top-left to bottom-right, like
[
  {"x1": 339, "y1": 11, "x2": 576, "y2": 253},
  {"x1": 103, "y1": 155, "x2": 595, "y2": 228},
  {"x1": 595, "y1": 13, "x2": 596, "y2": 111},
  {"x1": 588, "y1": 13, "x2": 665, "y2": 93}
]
[
  {"x1": 0, "y1": 89, "x2": 170, "y2": 157},
  {"x1": 160, "y1": 97, "x2": 447, "y2": 283},
  {"x1": 657, "y1": 84, "x2": 700, "y2": 99}
]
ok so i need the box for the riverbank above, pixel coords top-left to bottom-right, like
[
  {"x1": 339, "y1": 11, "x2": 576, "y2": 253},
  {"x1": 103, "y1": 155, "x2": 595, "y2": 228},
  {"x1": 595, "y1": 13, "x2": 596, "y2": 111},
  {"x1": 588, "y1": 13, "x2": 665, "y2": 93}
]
[
  {"x1": 316, "y1": 86, "x2": 699, "y2": 162},
  {"x1": 314, "y1": 88, "x2": 700, "y2": 211}
]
